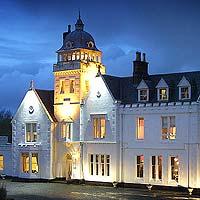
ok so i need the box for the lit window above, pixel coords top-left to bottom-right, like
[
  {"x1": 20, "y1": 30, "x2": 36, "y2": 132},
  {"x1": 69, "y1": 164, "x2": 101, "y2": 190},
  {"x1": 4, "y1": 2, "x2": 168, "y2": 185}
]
[
  {"x1": 89, "y1": 154, "x2": 110, "y2": 176},
  {"x1": 180, "y1": 87, "x2": 189, "y2": 99},
  {"x1": 32, "y1": 153, "x2": 39, "y2": 173},
  {"x1": 72, "y1": 53, "x2": 75, "y2": 60},
  {"x1": 171, "y1": 156, "x2": 179, "y2": 182},
  {"x1": 60, "y1": 80, "x2": 65, "y2": 94},
  {"x1": 137, "y1": 155, "x2": 144, "y2": 178},
  {"x1": 136, "y1": 117, "x2": 144, "y2": 140},
  {"x1": 151, "y1": 156, "x2": 162, "y2": 180},
  {"x1": 61, "y1": 122, "x2": 72, "y2": 140},
  {"x1": 139, "y1": 89, "x2": 148, "y2": 101},
  {"x1": 69, "y1": 80, "x2": 75, "y2": 93},
  {"x1": 93, "y1": 116, "x2": 106, "y2": 139},
  {"x1": 159, "y1": 88, "x2": 168, "y2": 100},
  {"x1": 0, "y1": 155, "x2": 4, "y2": 170},
  {"x1": 22, "y1": 153, "x2": 29, "y2": 173},
  {"x1": 81, "y1": 52, "x2": 84, "y2": 60},
  {"x1": 26, "y1": 123, "x2": 37, "y2": 142},
  {"x1": 161, "y1": 116, "x2": 176, "y2": 140}
]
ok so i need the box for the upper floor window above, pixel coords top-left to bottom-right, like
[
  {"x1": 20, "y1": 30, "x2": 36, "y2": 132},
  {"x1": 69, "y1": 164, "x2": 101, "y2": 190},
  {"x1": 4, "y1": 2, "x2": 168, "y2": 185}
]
[
  {"x1": 136, "y1": 117, "x2": 144, "y2": 140},
  {"x1": 60, "y1": 80, "x2": 65, "y2": 94},
  {"x1": 159, "y1": 88, "x2": 168, "y2": 101},
  {"x1": 0, "y1": 155, "x2": 4, "y2": 170},
  {"x1": 180, "y1": 87, "x2": 190, "y2": 100},
  {"x1": 136, "y1": 155, "x2": 144, "y2": 178},
  {"x1": 138, "y1": 89, "x2": 148, "y2": 101},
  {"x1": 178, "y1": 76, "x2": 191, "y2": 100},
  {"x1": 61, "y1": 122, "x2": 72, "y2": 140},
  {"x1": 69, "y1": 80, "x2": 75, "y2": 93},
  {"x1": 93, "y1": 116, "x2": 106, "y2": 139},
  {"x1": 26, "y1": 123, "x2": 37, "y2": 142},
  {"x1": 161, "y1": 116, "x2": 176, "y2": 140}
]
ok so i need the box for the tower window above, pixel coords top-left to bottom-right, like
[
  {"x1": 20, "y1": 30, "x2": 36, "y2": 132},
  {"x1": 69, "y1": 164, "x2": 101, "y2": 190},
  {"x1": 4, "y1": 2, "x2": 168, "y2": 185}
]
[{"x1": 69, "y1": 80, "x2": 75, "y2": 93}]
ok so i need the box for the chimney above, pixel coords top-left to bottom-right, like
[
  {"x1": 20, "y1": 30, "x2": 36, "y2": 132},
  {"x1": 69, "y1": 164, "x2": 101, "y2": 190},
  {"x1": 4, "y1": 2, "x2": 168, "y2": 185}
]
[
  {"x1": 63, "y1": 24, "x2": 71, "y2": 43},
  {"x1": 133, "y1": 51, "x2": 149, "y2": 84}
]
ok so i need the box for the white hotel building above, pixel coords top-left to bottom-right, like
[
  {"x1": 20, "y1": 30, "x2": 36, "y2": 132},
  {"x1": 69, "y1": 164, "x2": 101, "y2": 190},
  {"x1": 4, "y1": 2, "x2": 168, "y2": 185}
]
[{"x1": 0, "y1": 15, "x2": 200, "y2": 190}]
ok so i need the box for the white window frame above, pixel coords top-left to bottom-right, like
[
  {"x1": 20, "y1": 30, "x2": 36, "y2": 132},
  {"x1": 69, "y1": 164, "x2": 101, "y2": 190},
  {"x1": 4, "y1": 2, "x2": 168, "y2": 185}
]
[
  {"x1": 136, "y1": 117, "x2": 144, "y2": 140},
  {"x1": 61, "y1": 122, "x2": 73, "y2": 141},
  {"x1": 138, "y1": 89, "x2": 149, "y2": 102},
  {"x1": 25, "y1": 122, "x2": 38, "y2": 143},
  {"x1": 157, "y1": 88, "x2": 169, "y2": 101},
  {"x1": 89, "y1": 154, "x2": 110, "y2": 177},
  {"x1": 179, "y1": 86, "x2": 191, "y2": 100},
  {"x1": 136, "y1": 155, "x2": 144, "y2": 178},
  {"x1": 161, "y1": 116, "x2": 176, "y2": 140},
  {"x1": 151, "y1": 155, "x2": 162, "y2": 180},
  {"x1": 91, "y1": 115, "x2": 106, "y2": 139}
]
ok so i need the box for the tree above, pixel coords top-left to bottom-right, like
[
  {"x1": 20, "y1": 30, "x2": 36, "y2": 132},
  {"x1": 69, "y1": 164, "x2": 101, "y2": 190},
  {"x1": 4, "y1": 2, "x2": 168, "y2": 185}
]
[{"x1": 0, "y1": 109, "x2": 12, "y2": 142}]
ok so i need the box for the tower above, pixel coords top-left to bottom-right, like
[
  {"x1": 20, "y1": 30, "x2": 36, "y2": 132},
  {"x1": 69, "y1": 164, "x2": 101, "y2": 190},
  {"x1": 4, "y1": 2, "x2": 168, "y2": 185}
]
[{"x1": 53, "y1": 14, "x2": 106, "y2": 139}]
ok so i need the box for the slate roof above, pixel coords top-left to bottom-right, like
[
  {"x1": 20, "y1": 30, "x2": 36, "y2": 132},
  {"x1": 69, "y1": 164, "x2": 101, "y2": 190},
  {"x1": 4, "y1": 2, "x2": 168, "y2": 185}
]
[
  {"x1": 35, "y1": 89, "x2": 57, "y2": 122},
  {"x1": 102, "y1": 71, "x2": 200, "y2": 104}
]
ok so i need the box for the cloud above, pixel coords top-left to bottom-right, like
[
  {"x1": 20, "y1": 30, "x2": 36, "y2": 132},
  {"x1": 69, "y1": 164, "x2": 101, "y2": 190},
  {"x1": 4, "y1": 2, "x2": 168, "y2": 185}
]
[{"x1": 0, "y1": 65, "x2": 53, "y2": 113}]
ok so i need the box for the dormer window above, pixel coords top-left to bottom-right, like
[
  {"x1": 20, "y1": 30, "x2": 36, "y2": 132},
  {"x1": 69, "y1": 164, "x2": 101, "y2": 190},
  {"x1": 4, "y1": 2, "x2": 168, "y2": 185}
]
[
  {"x1": 180, "y1": 87, "x2": 189, "y2": 99},
  {"x1": 137, "y1": 79, "x2": 149, "y2": 102},
  {"x1": 159, "y1": 88, "x2": 168, "y2": 101},
  {"x1": 156, "y1": 78, "x2": 169, "y2": 101},
  {"x1": 178, "y1": 76, "x2": 191, "y2": 100},
  {"x1": 138, "y1": 89, "x2": 148, "y2": 101}
]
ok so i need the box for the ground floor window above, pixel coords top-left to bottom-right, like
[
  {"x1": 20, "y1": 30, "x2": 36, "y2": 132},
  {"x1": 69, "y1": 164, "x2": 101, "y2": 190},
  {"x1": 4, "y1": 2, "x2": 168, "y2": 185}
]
[
  {"x1": 151, "y1": 155, "x2": 162, "y2": 180},
  {"x1": 89, "y1": 154, "x2": 110, "y2": 176},
  {"x1": 137, "y1": 155, "x2": 144, "y2": 178},
  {"x1": 0, "y1": 155, "x2": 4, "y2": 170},
  {"x1": 171, "y1": 156, "x2": 179, "y2": 182},
  {"x1": 22, "y1": 153, "x2": 39, "y2": 174}
]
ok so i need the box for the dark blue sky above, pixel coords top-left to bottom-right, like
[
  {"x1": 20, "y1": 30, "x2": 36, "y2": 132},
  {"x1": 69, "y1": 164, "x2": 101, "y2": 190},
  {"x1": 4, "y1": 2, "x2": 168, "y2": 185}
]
[{"x1": 0, "y1": 0, "x2": 200, "y2": 112}]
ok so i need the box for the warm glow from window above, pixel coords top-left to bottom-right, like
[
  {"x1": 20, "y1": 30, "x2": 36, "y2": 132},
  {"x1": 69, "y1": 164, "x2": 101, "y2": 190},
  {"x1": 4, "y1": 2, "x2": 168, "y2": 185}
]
[
  {"x1": 26, "y1": 123, "x2": 37, "y2": 142},
  {"x1": 22, "y1": 153, "x2": 29, "y2": 173},
  {"x1": 60, "y1": 80, "x2": 65, "y2": 94},
  {"x1": 0, "y1": 155, "x2": 4, "y2": 170},
  {"x1": 32, "y1": 153, "x2": 39, "y2": 173},
  {"x1": 69, "y1": 79, "x2": 75, "y2": 93},
  {"x1": 171, "y1": 156, "x2": 179, "y2": 182},
  {"x1": 180, "y1": 87, "x2": 189, "y2": 99},
  {"x1": 93, "y1": 116, "x2": 106, "y2": 139},
  {"x1": 136, "y1": 117, "x2": 144, "y2": 140},
  {"x1": 159, "y1": 88, "x2": 168, "y2": 100},
  {"x1": 161, "y1": 116, "x2": 176, "y2": 140}
]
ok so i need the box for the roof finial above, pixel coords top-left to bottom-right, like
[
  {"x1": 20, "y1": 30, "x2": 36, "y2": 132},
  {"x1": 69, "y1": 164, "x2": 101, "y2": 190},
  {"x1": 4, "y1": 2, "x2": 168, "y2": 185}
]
[
  {"x1": 30, "y1": 80, "x2": 34, "y2": 90},
  {"x1": 78, "y1": 9, "x2": 81, "y2": 19}
]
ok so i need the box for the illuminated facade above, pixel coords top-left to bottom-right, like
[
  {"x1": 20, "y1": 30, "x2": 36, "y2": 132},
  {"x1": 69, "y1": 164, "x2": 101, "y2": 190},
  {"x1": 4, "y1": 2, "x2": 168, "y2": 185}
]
[{"x1": 1, "y1": 15, "x2": 200, "y2": 190}]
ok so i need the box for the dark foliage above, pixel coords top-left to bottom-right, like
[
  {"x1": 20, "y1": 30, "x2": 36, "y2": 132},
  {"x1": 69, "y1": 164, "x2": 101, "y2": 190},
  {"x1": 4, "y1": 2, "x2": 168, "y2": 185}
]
[{"x1": 0, "y1": 109, "x2": 12, "y2": 142}]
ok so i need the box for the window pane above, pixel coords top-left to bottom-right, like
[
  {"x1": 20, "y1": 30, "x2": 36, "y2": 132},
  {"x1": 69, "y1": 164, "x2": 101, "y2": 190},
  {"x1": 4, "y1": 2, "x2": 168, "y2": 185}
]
[
  {"x1": 0, "y1": 155, "x2": 4, "y2": 170},
  {"x1": 171, "y1": 156, "x2": 179, "y2": 182},
  {"x1": 22, "y1": 153, "x2": 29, "y2": 173},
  {"x1": 139, "y1": 90, "x2": 148, "y2": 101},
  {"x1": 32, "y1": 153, "x2": 39, "y2": 173},
  {"x1": 137, "y1": 155, "x2": 144, "y2": 178},
  {"x1": 158, "y1": 156, "x2": 162, "y2": 180},
  {"x1": 181, "y1": 87, "x2": 189, "y2": 99},
  {"x1": 90, "y1": 154, "x2": 93, "y2": 175},
  {"x1": 100, "y1": 118, "x2": 106, "y2": 138},
  {"x1": 137, "y1": 118, "x2": 144, "y2": 140},
  {"x1": 159, "y1": 88, "x2": 167, "y2": 100},
  {"x1": 69, "y1": 80, "x2": 75, "y2": 93}
]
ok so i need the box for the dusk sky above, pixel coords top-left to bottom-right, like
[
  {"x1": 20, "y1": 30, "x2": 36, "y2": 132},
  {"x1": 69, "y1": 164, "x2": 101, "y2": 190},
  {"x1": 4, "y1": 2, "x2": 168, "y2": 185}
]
[{"x1": 0, "y1": 0, "x2": 200, "y2": 112}]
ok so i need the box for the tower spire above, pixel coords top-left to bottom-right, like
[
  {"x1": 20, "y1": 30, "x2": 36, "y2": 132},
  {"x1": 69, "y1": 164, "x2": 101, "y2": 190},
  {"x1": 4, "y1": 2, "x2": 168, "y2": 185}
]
[{"x1": 75, "y1": 10, "x2": 84, "y2": 31}]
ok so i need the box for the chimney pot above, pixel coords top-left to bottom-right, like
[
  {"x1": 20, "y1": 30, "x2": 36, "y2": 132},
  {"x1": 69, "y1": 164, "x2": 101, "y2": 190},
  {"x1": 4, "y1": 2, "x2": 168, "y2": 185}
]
[
  {"x1": 142, "y1": 53, "x2": 146, "y2": 62},
  {"x1": 68, "y1": 25, "x2": 71, "y2": 33},
  {"x1": 136, "y1": 51, "x2": 141, "y2": 61}
]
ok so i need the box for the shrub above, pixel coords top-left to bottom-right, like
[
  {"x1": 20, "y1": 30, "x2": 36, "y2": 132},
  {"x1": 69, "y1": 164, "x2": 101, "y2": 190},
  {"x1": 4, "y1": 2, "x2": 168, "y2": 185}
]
[{"x1": 0, "y1": 185, "x2": 7, "y2": 200}]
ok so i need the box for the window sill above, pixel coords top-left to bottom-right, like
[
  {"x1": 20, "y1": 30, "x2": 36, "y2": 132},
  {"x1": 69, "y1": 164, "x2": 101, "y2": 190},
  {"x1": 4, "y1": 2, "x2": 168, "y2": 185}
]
[{"x1": 18, "y1": 142, "x2": 41, "y2": 147}]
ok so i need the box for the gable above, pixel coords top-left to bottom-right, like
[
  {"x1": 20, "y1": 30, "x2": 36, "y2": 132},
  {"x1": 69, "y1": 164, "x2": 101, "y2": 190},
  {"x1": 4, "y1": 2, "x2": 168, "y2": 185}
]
[
  {"x1": 177, "y1": 76, "x2": 191, "y2": 87},
  {"x1": 137, "y1": 79, "x2": 149, "y2": 89},
  {"x1": 156, "y1": 78, "x2": 169, "y2": 88}
]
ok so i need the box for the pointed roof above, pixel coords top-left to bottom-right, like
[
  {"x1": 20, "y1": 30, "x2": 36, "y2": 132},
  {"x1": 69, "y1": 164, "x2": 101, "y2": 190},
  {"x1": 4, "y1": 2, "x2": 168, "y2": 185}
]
[
  {"x1": 75, "y1": 11, "x2": 84, "y2": 31},
  {"x1": 35, "y1": 89, "x2": 57, "y2": 122}
]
